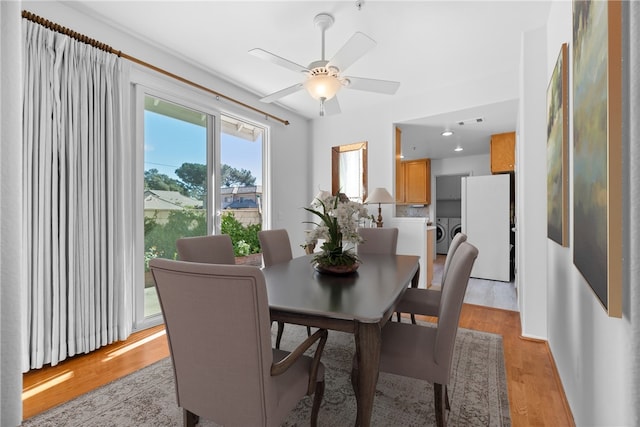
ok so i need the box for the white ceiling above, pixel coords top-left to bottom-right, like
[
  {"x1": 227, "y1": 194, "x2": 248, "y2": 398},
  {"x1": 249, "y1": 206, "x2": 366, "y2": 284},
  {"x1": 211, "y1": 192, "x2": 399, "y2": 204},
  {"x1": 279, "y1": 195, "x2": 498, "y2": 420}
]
[
  {"x1": 398, "y1": 98, "x2": 519, "y2": 159},
  {"x1": 66, "y1": 0, "x2": 552, "y2": 159}
]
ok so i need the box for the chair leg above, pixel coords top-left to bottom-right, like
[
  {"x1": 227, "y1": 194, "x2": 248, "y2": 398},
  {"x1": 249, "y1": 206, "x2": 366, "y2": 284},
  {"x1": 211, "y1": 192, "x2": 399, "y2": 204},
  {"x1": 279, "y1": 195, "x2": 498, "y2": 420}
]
[
  {"x1": 410, "y1": 313, "x2": 417, "y2": 325},
  {"x1": 276, "y1": 321, "x2": 285, "y2": 349},
  {"x1": 434, "y1": 383, "x2": 446, "y2": 427},
  {"x1": 445, "y1": 385, "x2": 450, "y2": 410},
  {"x1": 307, "y1": 326, "x2": 312, "y2": 337},
  {"x1": 310, "y1": 379, "x2": 325, "y2": 427},
  {"x1": 396, "y1": 311, "x2": 401, "y2": 322},
  {"x1": 183, "y1": 409, "x2": 199, "y2": 427}
]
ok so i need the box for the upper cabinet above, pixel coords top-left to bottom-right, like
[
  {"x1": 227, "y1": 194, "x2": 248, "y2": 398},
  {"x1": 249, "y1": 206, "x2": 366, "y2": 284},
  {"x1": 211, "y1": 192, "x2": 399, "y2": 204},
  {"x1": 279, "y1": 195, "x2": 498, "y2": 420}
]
[
  {"x1": 490, "y1": 131, "x2": 516, "y2": 173},
  {"x1": 395, "y1": 126, "x2": 431, "y2": 205},
  {"x1": 402, "y1": 158, "x2": 431, "y2": 204}
]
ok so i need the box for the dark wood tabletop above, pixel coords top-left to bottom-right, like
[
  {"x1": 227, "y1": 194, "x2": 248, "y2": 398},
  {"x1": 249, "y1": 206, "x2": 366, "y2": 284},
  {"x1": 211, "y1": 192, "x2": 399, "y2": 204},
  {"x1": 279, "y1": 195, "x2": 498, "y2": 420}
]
[{"x1": 263, "y1": 253, "x2": 420, "y2": 323}]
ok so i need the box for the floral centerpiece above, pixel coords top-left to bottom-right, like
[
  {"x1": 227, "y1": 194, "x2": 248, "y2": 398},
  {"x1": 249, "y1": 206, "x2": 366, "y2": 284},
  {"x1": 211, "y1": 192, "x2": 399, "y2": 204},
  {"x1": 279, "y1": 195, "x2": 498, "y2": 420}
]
[{"x1": 304, "y1": 192, "x2": 370, "y2": 273}]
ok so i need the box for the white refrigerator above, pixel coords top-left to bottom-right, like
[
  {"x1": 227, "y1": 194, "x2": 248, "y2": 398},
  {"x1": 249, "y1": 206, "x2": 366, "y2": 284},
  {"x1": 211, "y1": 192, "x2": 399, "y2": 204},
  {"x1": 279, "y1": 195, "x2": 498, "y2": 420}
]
[{"x1": 461, "y1": 174, "x2": 511, "y2": 282}]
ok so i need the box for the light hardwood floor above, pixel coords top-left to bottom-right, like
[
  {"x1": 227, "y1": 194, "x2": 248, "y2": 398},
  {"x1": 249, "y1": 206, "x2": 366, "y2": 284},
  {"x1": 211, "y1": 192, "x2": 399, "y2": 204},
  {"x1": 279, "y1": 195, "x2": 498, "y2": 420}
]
[
  {"x1": 432, "y1": 253, "x2": 518, "y2": 311},
  {"x1": 22, "y1": 258, "x2": 574, "y2": 426}
]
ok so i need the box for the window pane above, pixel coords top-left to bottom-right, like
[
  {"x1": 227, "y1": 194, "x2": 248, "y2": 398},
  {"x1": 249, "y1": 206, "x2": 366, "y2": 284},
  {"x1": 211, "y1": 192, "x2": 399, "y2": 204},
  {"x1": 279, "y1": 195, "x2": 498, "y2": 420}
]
[
  {"x1": 220, "y1": 116, "x2": 263, "y2": 265},
  {"x1": 143, "y1": 96, "x2": 208, "y2": 317}
]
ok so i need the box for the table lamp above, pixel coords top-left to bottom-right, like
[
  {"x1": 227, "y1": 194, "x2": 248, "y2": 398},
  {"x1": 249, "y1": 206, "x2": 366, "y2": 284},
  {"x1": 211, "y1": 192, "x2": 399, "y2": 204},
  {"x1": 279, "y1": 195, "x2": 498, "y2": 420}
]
[{"x1": 365, "y1": 187, "x2": 394, "y2": 227}]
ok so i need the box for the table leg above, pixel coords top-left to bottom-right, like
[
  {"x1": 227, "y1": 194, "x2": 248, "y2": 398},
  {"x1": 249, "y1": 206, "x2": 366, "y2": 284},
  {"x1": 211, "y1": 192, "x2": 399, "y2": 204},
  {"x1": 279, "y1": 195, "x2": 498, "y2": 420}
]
[
  {"x1": 353, "y1": 322, "x2": 381, "y2": 427},
  {"x1": 411, "y1": 263, "x2": 420, "y2": 288},
  {"x1": 410, "y1": 265, "x2": 420, "y2": 324}
]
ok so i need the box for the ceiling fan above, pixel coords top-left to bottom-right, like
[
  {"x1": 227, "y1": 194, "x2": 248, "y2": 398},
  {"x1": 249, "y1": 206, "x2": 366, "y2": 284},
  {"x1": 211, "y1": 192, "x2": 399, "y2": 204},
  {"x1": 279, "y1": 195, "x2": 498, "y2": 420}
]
[{"x1": 249, "y1": 13, "x2": 400, "y2": 117}]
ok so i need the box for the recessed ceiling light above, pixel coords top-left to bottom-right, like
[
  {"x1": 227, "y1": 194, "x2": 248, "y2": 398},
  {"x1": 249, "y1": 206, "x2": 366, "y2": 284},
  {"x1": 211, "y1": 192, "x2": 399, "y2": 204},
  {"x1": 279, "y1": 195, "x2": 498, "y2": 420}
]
[
  {"x1": 441, "y1": 130, "x2": 454, "y2": 137},
  {"x1": 454, "y1": 146, "x2": 463, "y2": 152}
]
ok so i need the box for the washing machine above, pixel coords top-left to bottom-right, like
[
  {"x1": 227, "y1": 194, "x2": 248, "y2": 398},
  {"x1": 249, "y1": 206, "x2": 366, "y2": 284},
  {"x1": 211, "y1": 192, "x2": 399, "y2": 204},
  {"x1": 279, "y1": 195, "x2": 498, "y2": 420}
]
[
  {"x1": 449, "y1": 218, "x2": 462, "y2": 242},
  {"x1": 436, "y1": 217, "x2": 450, "y2": 254}
]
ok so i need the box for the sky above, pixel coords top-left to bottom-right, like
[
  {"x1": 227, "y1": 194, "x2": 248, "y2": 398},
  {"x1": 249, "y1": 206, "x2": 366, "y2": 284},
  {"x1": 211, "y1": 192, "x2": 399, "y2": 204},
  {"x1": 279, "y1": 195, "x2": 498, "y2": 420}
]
[{"x1": 144, "y1": 111, "x2": 263, "y2": 186}]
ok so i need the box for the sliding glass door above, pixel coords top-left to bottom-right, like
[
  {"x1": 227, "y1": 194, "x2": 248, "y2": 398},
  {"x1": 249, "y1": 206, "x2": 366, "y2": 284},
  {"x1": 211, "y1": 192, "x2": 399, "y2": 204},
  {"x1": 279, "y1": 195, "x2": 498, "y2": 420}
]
[
  {"x1": 141, "y1": 95, "x2": 210, "y2": 321},
  {"x1": 134, "y1": 86, "x2": 267, "y2": 329},
  {"x1": 219, "y1": 116, "x2": 265, "y2": 263}
]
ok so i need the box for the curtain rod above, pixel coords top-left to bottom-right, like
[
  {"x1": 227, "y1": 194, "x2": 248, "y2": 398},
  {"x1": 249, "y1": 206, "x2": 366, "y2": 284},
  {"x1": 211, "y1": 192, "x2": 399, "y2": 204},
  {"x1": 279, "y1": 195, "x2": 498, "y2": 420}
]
[{"x1": 21, "y1": 10, "x2": 291, "y2": 126}]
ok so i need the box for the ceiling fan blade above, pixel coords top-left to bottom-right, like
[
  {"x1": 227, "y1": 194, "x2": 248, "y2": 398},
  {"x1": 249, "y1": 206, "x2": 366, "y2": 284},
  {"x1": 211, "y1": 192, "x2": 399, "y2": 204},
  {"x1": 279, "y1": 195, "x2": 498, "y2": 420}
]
[
  {"x1": 259, "y1": 83, "x2": 304, "y2": 103},
  {"x1": 249, "y1": 48, "x2": 309, "y2": 74},
  {"x1": 322, "y1": 96, "x2": 341, "y2": 116},
  {"x1": 344, "y1": 76, "x2": 400, "y2": 95},
  {"x1": 327, "y1": 32, "x2": 376, "y2": 73}
]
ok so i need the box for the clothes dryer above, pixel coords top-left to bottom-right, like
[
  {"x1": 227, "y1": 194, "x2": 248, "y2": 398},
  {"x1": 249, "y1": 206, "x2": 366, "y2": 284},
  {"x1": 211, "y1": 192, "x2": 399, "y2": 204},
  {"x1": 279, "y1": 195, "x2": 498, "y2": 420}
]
[
  {"x1": 436, "y1": 217, "x2": 449, "y2": 254},
  {"x1": 449, "y1": 217, "x2": 462, "y2": 241}
]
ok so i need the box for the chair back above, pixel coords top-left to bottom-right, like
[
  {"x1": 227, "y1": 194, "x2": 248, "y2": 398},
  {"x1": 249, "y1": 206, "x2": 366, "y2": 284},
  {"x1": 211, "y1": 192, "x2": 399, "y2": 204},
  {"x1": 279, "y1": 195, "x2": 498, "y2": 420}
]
[
  {"x1": 356, "y1": 227, "x2": 399, "y2": 254},
  {"x1": 176, "y1": 234, "x2": 236, "y2": 264},
  {"x1": 434, "y1": 242, "x2": 478, "y2": 371},
  {"x1": 259, "y1": 229, "x2": 293, "y2": 267},
  {"x1": 440, "y1": 232, "x2": 467, "y2": 286},
  {"x1": 150, "y1": 259, "x2": 274, "y2": 426}
]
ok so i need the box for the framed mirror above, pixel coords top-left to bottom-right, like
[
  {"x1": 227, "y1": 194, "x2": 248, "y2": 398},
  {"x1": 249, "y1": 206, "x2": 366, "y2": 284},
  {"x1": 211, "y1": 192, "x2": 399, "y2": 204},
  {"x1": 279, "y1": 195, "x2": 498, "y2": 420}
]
[{"x1": 331, "y1": 141, "x2": 368, "y2": 203}]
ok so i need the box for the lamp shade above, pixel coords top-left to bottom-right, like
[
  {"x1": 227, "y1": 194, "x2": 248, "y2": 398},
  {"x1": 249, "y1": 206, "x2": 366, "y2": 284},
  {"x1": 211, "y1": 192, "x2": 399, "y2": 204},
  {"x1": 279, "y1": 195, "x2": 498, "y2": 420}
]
[
  {"x1": 304, "y1": 74, "x2": 342, "y2": 100},
  {"x1": 365, "y1": 187, "x2": 394, "y2": 204}
]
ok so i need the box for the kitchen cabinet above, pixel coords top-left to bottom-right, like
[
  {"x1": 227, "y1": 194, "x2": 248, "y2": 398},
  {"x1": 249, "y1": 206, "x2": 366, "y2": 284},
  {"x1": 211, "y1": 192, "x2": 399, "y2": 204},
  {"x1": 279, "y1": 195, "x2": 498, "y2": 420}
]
[
  {"x1": 395, "y1": 127, "x2": 430, "y2": 204},
  {"x1": 402, "y1": 158, "x2": 431, "y2": 204},
  {"x1": 490, "y1": 131, "x2": 515, "y2": 173}
]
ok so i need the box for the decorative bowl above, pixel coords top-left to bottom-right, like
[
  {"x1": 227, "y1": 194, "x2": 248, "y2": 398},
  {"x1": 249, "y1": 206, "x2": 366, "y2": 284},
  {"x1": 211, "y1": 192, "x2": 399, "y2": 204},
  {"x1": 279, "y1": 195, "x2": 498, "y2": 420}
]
[{"x1": 313, "y1": 262, "x2": 360, "y2": 275}]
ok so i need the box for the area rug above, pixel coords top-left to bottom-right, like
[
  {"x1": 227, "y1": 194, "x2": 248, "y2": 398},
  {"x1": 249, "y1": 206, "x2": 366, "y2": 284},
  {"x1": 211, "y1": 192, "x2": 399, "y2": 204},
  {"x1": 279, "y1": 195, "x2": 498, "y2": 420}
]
[{"x1": 23, "y1": 323, "x2": 510, "y2": 426}]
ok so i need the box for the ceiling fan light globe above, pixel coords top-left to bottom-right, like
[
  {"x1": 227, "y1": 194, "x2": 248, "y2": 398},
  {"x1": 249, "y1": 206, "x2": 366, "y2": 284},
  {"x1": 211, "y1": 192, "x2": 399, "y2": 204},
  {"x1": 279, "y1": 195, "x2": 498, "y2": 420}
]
[{"x1": 304, "y1": 74, "x2": 342, "y2": 100}]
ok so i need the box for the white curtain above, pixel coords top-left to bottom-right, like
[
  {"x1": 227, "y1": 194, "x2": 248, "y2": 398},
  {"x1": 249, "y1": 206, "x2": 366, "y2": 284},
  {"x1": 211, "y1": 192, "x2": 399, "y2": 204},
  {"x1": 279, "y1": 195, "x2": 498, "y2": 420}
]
[{"x1": 22, "y1": 20, "x2": 132, "y2": 370}]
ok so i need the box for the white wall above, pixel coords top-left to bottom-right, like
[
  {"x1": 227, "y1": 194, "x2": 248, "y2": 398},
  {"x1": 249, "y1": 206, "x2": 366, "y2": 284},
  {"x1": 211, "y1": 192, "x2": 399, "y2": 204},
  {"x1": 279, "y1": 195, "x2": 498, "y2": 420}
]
[
  {"x1": 543, "y1": 1, "x2": 633, "y2": 425},
  {"x1": 431, "y1": 154, "x2": 491, "y2": 178},
  {"x1": 517, "y1": 25, "x2": 548, "y2": 340},
  {"x1": 0, "y1": 3, "x2": 24, "y2": 425}
]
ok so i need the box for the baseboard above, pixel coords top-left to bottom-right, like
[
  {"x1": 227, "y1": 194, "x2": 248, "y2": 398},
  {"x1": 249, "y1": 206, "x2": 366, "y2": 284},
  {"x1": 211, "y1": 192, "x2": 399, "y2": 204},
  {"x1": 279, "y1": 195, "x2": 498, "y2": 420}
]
[{"x1": 544, "y1": 341, "x2": 576, "y2": 426}]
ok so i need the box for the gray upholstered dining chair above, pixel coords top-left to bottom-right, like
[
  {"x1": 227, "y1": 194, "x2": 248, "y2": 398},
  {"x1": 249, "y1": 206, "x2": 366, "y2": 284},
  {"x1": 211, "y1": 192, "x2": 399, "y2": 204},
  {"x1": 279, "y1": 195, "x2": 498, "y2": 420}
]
[
  {"x1": 351, "y1": 241, "x2": 478, "y2": 427},
  {"x1": 176, "y1": 234, "x2": 236, "y2": 265},
  {"x1": 150, "y1": 259, "x2": 328, "y2": 427},
  {"x1": 258, "y1": 229, "x2": 293, "y2": 267},
  {"x1": 356, "y1": 227, "x2": 399, "y2": 255},
  {"x1": 258, "y1": 229, "x2": 309, "y2": 349},
  {"x1": 395, "y1": 232, "x2": 467, "y2": 323}
]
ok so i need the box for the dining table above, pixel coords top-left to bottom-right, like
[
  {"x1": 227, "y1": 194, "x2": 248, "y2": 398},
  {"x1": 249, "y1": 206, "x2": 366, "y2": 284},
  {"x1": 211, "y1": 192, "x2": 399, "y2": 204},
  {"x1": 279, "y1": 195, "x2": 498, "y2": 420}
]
[{"x1": 261, "y1": 253, "x2": 420, "y2": 427}]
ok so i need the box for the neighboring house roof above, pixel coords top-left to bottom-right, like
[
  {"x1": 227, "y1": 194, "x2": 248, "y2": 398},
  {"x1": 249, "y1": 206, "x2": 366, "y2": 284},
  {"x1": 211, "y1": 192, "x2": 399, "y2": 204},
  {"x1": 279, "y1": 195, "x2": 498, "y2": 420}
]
[
  {"x1": 220, "y1": 185, "x2": 262, "y2": 195},
  {"x1": 224, "y1": 200, "x2": 258, "y2": 209},
  {"x1": 144, "y1": 190, "x2": 202, "y2": 210}
]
